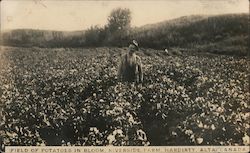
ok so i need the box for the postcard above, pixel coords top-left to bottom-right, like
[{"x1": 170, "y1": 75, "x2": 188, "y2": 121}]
[{"x1": 0, "y1": 0, "x2": 249, "y2": 153}]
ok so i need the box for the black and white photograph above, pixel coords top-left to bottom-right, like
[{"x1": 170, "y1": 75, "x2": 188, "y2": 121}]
[{"x1": 0, "y1": 0, "x2": 249, "y2": 152}]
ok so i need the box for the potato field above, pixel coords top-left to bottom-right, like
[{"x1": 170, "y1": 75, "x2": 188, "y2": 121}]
[{"x1": 0, "y1": 47, "x2": 249, "y2": 150}]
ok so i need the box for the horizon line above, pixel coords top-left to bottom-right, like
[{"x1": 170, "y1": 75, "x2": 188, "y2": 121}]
[{"x1": 1, "y1": 12, "x2": 247, "y2": 33}]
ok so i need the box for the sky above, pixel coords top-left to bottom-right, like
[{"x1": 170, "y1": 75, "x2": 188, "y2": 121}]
[{"x1": 1, "y1": 0, "x2": 249, "y2": 31}]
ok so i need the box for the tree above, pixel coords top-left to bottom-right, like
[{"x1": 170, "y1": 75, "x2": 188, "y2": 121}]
[
  {"x1": 107, "y1": 8, "x2": 131, "y2": 32},
  {"x1": 85, "y1": 25, "x2": 103, "y2": 46},
  {"x1": 105, "y1": 8, "x2": 132, "y2": 46}
]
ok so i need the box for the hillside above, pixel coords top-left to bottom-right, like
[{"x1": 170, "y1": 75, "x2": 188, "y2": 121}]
[
  {"x1": 1, "y1": 29, "x2": 86, "y2": 47},
  {"x1": 131, "y1": 13, "x2": 248, "y2": 55},
  {"x1": 1, "y1": 13, "x2": 248, "y2": 55}
]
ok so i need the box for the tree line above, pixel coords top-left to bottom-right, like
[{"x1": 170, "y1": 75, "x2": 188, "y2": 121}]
[{"x1": 1, "y1": 8, "x2": 248, "y2": 55}]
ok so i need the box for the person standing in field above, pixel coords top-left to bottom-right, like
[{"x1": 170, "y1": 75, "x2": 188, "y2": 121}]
[{"x1": 117, "y1": 40, "x2": 143, "y2": 83}]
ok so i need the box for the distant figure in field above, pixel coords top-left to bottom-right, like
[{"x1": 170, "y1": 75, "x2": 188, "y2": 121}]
[
  {"x1": 117, "y1": 40, "x2": 143, "y2": 83},
  {"x1": 165, "y1": 49, "x2": 169, "y2": 54}
]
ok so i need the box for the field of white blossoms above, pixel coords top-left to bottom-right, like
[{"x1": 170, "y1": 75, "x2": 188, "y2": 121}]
[{"x1": 0, "y1": 46, "x2": 249, "y2": 150}]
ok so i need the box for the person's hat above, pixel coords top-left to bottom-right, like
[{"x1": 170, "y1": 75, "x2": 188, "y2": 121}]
[{"x1": 129, "y1": 40, "x2": 139, "y2": 51}]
